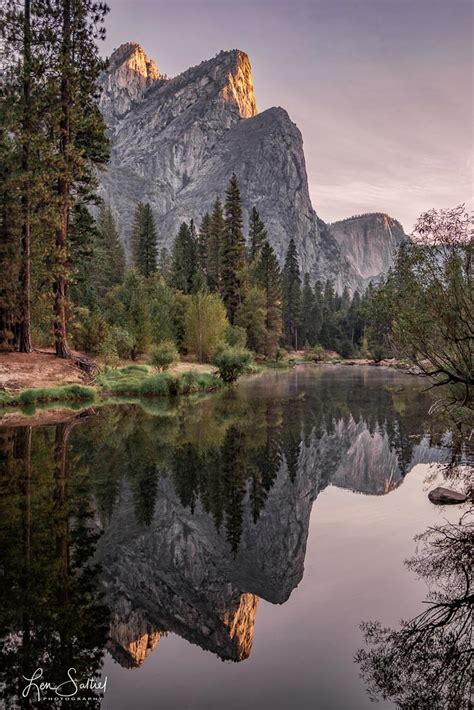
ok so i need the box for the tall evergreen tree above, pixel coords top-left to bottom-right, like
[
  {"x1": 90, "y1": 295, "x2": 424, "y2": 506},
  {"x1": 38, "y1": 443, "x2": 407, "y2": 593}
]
[
  {"x1": 254, "y1": 241, "x2": 283, "y2": 358},
  {"x1": 198, "y1": 212, "x2": 211, "y2": 280},
  {"x1": 312, "y1": 280, "x2": 324, "y2": 343},
  {"x1": 130, "y1": 202, "x2": 157, "y2": 278},
  {"x1": 157, "y1": 247, "x2": 172, "y2": 284},
  {"x1": 248, "y1": 207, "x2": 267, "y2": 262},
  {"x1": 1, "y1": 0, "x2": 60, "y2": 351},
  {"x1": 207, "y1": 198, "x2": 225, "y2": 292},
  {"x1": 50, "y1": 0, "x2": 110, "y2": 357},
  {"x1": 282, "y1": 239, "x2": 302, "y2": 349},
  {"x1": 221, "y1": 174, "x2": 246, "y2": 323},
  {"x1": 92, "y1": 205, "x2": 125, "y2": 302},
  {"x1": 171, "y1": 221, "x2": 198, "y2": 293},
  {"x1": 300, "y1": 273, "x2": 315, "y2": 346}
]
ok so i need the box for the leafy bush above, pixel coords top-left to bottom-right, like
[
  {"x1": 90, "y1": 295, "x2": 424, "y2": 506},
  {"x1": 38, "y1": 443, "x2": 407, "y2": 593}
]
[
  {"x1": 305, "y1": 344, "x2": 324, "y2": 362},
  {"x1": 214, "y1": 347, "x2": 253, "y2": 383},
  {"x1": 338, "y1": 339, "x2": 354, "y2": 358},
  {"x1": 370, "y1": 343, "x2": 387, "y2": 363},
  {"x1": 149, "y1": 340, "x2": 179, "y2": 371},
  {"x1": 176, "y1": 370, "x2": 222, "y2": 394},
  {"x1": 110, "y1": 326, "x2": 134, "y2": 359},
  {"x1": 73, "y1": 311, "x2": 110, "y2": 354},
  {"x1": 139, "y1": 373, "x2": 173, "y2": 397},
  {"x1": 225, "y1": 324, "x2": 247, "y2": 349}
]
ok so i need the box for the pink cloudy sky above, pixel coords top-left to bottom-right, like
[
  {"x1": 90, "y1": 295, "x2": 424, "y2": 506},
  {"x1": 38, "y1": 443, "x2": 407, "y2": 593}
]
[{"x1": 103, "y1": 0, "x2": 473, "y2": 233}]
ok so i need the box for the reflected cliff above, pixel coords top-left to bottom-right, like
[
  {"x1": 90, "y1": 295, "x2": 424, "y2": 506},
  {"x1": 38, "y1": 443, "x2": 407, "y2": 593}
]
[{"x1": 0, "y1": 367, "x2": 467, "y2": 693}]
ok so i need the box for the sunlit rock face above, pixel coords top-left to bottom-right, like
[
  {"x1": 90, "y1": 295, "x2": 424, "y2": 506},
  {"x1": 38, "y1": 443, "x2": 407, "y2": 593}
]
[
  {"x1": 108, "y1": 597, "x2": 161, "y2": 669},
  {"x1": 98, "y1": 44, "x2": 406, "y2": 290},
  {"x1": 98, "y1": 481, "x2": 261, "y2": 665},
  {"x1": 100, "y1": 42, "x2": 161, "y2": 123},
  {"x1": 329, "y1": 213, "x2": 407, "y2": 290}
]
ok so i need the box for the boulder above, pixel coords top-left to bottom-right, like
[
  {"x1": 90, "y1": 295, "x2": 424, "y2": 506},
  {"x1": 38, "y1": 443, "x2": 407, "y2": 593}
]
[{"x1": 428, "y1": 487, "x2": 467, "y2": 505}]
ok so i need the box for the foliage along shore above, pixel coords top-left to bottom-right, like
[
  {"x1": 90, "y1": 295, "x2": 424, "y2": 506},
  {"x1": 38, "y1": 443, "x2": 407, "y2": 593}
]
[
  {"x1": 0, "y1": 348, "x2": 419, "y2": 421},
  {"x1": 0, "y1": 364, "x2": 224, "y2": 415}
]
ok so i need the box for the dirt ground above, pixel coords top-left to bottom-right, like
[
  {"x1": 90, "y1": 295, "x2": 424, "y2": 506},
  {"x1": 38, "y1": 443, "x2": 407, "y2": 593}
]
[
  {"x1": 0, "y1": 350, "x2": 216, "y2": 395},
  {"x1": 0, "y1": 350, "x2": 89, "y2": 393}
]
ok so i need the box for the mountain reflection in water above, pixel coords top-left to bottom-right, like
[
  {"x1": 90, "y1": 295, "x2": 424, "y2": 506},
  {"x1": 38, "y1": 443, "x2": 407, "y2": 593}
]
[{"x1": 0, "y1": 367, "x2": 466, "y2": 708}]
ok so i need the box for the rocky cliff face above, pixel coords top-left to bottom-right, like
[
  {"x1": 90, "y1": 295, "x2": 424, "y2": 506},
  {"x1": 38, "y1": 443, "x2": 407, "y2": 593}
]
[
  {"x1": 99, "y1": 44, "x2": 407, "y2": 291},
  {"x1": 330, "y1": 213, "x2": 407, "y2": 289}
]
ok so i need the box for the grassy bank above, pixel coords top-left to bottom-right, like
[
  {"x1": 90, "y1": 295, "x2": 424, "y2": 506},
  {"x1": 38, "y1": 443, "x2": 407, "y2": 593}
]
[{"x1": 0, "y1": 365, "x2": 224, "y2": 416}]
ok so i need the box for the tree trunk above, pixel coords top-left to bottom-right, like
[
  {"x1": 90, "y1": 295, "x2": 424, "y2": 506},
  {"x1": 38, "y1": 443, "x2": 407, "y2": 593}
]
[
  {"x1": 18, "y1": 0, "x2": 33, "y2": 353},
  {"x1": 54, "y1": 0, "x2": 71, "y2": 359}
]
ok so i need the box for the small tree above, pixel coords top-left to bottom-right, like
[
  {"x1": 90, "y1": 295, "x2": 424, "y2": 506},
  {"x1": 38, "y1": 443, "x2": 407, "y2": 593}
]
[
  {"x1": 149, "y1": 340, "x2": 179, "y2": 371},
  {"x1": 184, "y1": 291, "x2": 228, "y2": 362},
  {"x1": 373, "y1": 205, "x2": 473, "y2": 406},
  {"x1": 214, "y1": 347, "x2": 252, "y2": 383}
]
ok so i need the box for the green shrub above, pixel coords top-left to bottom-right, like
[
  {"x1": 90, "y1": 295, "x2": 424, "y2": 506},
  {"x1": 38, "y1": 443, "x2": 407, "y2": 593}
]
[
  {"x1": 225, "y1": 324, "x2": 247, "y2": 349},
  {"x1": 338, "y1": 339, "x2": 354, "y2": 359},
  {"x1": 110, "y1": 326, "x2": 134, "y2": 359},
  {"x1": 305, "y1": 344, "x2": 324, "y2": 362},
  {"x1": 214, "y1": 347, "x2": 253, "y2": 384},
  {"x1": 149, "y1": 340, "x2": 179, "y2": 371},
  {"x1": 370, "y1": 343, "x2": 387, "y2": 363},
  {"x1": 73, "y1": 311, "x2": 110, "y2": 354},
  {"x1": 139, "y1": 373, "x2": 173, "y2": 397}
]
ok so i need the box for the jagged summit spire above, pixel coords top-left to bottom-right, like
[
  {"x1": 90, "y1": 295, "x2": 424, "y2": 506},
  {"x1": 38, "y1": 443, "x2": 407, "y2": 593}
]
[
  {"x1": 100, "y1": 42, "x2": 161, "y2": 121},
  {"x1": 109, "y1": 42, "x2": 160, "y2": 78}
]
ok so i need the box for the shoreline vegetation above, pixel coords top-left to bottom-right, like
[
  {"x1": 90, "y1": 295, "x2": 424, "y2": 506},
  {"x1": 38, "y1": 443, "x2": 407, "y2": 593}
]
[{"x1": 0, "y1": 348, "x2": 418, "y2": 421}]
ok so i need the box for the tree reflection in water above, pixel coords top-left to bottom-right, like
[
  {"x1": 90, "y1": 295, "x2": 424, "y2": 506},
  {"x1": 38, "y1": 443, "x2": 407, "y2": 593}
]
[{"x1": 356, "y1": 507, "x2": 473, "y2": 710}]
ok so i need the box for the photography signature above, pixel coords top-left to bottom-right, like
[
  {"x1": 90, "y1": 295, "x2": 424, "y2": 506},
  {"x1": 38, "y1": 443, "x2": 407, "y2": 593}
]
[{"x1": 22, "y1": 667, "x2": 107, "y2": 701}]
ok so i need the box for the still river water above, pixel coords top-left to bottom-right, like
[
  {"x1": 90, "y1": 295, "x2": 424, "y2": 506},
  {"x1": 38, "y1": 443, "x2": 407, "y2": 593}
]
[{"x1": 0, "y1": 366, "x2": 469, "y2": 709}]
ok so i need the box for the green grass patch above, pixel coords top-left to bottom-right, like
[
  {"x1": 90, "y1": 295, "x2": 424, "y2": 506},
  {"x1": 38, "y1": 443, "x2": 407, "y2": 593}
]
[
  {"x1": 263, "y1": 360, "x2": 295, "y2": 369},
  {"x1": 95, "y1": 365, "x2": 150, "y2": 395},
  {"x1": 17, "y1": 384, "x2": 96, "y2": 405},
  {"x1": 0, "y1": 385, "x2": 95, "y2": 408},
  {"x1": 96, "y1": 366, "x2": 222, "y2": 399}
]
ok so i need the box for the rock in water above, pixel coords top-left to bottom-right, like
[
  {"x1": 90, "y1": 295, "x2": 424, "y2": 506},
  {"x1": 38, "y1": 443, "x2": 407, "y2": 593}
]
[
  {"x1": 99, "y1": 44, "x2": 408, "y2": 291},
  {"x1": 428, "y1": 487, "x2": 468, "y2": 505}
]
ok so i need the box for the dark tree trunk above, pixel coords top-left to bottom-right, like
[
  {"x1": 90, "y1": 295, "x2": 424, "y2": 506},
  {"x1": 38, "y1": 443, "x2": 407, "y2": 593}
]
[
  {"x1": 54, "y1": 0, "x2": 71, "y2": 359},
  {"x1": 18, "y1": 0, "x2": 33, "y2": 353}
]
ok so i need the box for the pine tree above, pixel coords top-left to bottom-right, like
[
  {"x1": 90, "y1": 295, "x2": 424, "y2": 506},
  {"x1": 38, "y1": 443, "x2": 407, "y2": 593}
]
[
  {"x1": 130, "y1": 203, "x2": 157, "y2": 278},
  {"x1": 312, "y1": 280, "x2": 324, "y2": 343},
  {"x1": 347, "y1": 290, "x2": 363, "y2": 345},
  {"x1": 0, "y1": 100, "x2": 20, "y2": 349},
  {"x1": 157, "y1": 247, "x2": 172, "y2": 283},
  {"x1": 220, "y1": 174, "x2": 246, "y2": 323},
  {"x1": 50, "y1": 0, "x2": 110, "y2": 357},
  {"x1": 92, "y1": 206, "x2": 125, "y2": 302},
  {"x1": 282, "y1": 239, "x2": 302, "y2": 350},
  {"x1": 0, "y1": 0, "x2": 59, "y2": 351},
  {"x1": 198, "y1": 212, "x2": 211, "y2": 280},
  {"x1": 301, "y1": 273, "x2": 315, "y2": 345},
  {"x1": 109, "y1": 270, "x2": 151, "y2": 359},
  {"x1": 254, "y1": 241, "x2": 283, "y2": 358},
  {"x1": 171, "y1": 222, "x2": 198, "y2": 293},
  {"x1": 207, "y1": 198, "x2": 224, "y2": 292},
  {"x1": 235, "y1": 287, "x2": 267, "y2": 354},
  {"x1": 320, "y1": 279, "x2": 337, "y2": 348},
  {"x1": 248, "y1": 207, "x2": 267, "y2": 262}
]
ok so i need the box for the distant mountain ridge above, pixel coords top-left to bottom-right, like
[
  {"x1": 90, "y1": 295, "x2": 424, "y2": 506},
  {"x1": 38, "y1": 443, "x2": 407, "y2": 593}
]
[{"x1": 99, "y1": 43, "x2": 408, "y2": 292}]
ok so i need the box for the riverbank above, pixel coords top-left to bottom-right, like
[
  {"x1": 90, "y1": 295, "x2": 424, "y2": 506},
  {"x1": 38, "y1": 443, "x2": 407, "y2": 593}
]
[
  {"x1": 0, "y1": 351, "x2": 224, "y2": 420},
  {"x1": 0, "y1": 349, "x2": 420, "y2": 424}
]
